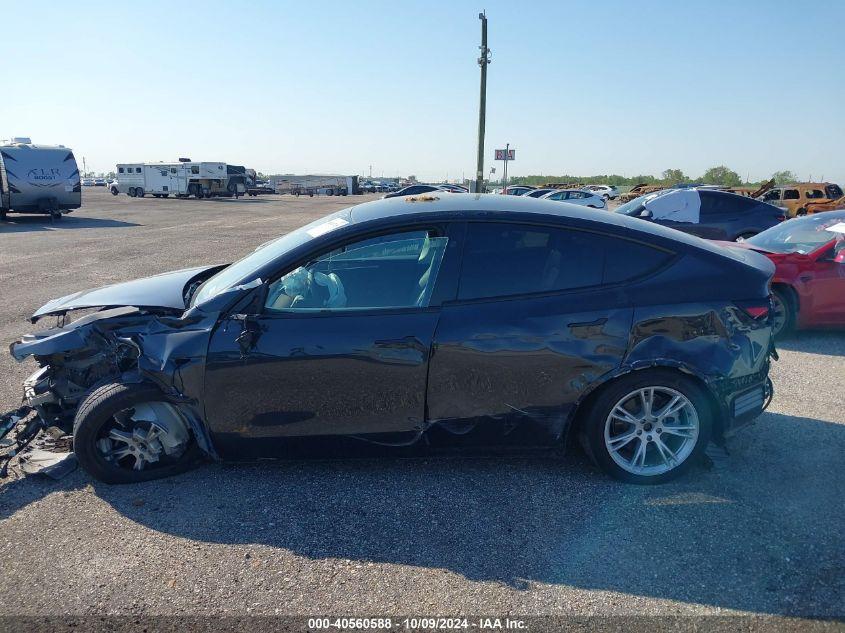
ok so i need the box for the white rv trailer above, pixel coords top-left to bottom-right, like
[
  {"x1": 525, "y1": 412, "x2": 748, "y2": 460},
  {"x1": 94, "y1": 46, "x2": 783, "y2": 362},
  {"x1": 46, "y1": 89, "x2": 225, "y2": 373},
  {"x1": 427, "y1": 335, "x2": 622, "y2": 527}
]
[
  {"x1": 0, "y1": 138, "x2": 82, "y2": 219},
  {"x1": 111, "y1": 161, "x2": 228, "y2": 198},
  {"x1": 268, "y1": 174, "x2": 358, "y2": 196}
]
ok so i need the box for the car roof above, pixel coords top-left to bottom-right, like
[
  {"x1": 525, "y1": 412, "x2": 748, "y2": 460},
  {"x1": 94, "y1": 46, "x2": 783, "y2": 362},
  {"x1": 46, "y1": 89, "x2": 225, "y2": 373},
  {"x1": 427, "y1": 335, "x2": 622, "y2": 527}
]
[{"x1": 346, "y1": 192, "x2": 727, "y2": 252}]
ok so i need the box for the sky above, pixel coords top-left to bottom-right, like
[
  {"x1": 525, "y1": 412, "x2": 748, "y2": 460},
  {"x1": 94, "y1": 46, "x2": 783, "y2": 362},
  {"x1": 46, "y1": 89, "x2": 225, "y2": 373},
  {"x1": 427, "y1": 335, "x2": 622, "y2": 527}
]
[{"x1": 2, "y1": 0, "x2": 844, "y2": 184}]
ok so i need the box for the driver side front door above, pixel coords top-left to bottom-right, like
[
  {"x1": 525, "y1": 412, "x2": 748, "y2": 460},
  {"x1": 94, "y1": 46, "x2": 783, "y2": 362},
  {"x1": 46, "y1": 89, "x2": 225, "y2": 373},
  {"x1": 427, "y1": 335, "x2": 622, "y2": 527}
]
[{"x1": 202, "y1": 228, "x2": 454, "y2": 458}]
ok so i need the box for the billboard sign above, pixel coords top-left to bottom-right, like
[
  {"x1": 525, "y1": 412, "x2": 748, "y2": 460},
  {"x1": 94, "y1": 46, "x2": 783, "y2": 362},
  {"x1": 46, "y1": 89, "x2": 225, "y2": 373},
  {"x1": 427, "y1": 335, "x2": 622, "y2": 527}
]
[{"x1": 494, "y1": 149, "x2": 515, "y2": 161}]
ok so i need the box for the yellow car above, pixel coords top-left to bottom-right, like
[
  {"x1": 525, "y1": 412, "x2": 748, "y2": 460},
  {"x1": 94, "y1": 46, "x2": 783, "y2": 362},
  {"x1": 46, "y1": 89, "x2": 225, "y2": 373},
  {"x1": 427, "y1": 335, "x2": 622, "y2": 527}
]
[{"x1": 758, "y1": 182, "x2": 843, "y2": 217}]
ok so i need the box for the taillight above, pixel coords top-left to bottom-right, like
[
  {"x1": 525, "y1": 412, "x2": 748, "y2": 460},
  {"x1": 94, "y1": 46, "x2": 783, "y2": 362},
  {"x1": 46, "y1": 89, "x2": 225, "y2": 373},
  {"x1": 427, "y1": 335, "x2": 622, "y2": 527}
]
[{"x1": 735, "y1": 299, "x2": 770, "y2": 320}]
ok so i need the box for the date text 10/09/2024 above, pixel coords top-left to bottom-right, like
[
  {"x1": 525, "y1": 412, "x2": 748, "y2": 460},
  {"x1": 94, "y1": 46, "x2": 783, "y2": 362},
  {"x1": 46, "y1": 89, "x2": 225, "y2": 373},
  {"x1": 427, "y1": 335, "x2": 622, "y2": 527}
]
[{"x1": 307, "y1": 618, "x2": 528, "y2": 630}]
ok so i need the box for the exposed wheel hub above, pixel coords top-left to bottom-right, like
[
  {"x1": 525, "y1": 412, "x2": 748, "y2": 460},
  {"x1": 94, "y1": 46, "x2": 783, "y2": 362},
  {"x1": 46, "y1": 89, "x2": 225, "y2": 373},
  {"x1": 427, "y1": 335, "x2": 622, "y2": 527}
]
[{"x1": 96, "y1": 402, "x2": 189, "y2": 472}]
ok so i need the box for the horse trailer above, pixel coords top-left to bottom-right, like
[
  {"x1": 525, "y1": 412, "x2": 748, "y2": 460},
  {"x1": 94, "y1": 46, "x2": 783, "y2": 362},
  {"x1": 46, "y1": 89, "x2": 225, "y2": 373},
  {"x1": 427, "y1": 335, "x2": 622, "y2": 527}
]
[{"x1": 111, "y1": 161, "x2": 228, "y2": 198}]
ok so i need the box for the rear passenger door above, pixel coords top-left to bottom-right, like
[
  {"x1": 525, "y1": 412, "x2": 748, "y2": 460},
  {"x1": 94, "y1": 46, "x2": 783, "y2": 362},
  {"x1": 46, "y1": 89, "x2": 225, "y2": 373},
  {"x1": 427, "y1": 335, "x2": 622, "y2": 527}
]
[{"x1": 426, "y1": 221, "x2": 674, "y2": 441}]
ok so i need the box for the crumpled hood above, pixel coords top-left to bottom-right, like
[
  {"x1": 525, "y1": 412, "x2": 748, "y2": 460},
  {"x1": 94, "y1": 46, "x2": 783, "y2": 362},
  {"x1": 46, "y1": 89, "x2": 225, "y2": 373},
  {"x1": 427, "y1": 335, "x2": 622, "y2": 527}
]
[{"x1": 31, "y1": 265, "x2": 220, "y2": 322}]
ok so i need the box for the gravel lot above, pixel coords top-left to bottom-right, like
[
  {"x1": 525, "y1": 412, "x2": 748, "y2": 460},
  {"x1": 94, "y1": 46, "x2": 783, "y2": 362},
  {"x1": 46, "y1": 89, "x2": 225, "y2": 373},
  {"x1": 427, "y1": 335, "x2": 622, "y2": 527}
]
[{"x1": 0, "y1": 189, "x2": 842, "y2": 620}]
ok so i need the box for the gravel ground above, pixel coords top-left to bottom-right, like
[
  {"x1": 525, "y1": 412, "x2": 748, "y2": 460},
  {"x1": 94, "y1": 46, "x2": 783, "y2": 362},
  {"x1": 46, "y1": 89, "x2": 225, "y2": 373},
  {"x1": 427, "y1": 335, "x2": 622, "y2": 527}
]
[{"x1": 0, "y1": 189, "x2": 842, "y2": 619}]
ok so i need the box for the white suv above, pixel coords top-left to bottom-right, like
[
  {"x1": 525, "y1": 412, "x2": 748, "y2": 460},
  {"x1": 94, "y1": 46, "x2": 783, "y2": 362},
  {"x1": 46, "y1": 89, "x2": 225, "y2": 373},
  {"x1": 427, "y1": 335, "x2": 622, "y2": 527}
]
[{"x1": 586, "y1": 185, "x2": 619, "y2": 200}]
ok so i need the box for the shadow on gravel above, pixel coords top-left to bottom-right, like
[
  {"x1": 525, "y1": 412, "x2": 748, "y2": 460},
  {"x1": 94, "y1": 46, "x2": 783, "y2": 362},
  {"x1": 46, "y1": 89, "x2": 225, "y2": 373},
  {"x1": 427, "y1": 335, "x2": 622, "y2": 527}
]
[
  {"x1": 0, "y1": 216, "x2": 139, "y2": 233},
  {"x1": 1, "y1": 412, "x2": 842, "y2": 616},
  {"x1": 775, "y1": 331, "x2": 845, "y2": 357}
]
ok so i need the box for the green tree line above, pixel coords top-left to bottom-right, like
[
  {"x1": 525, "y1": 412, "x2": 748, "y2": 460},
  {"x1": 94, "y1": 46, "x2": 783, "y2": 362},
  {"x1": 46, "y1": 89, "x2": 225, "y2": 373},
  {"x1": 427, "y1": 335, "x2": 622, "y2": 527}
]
[{"x1": 509, "y1": 167, "x2": 801, "y2": 189}]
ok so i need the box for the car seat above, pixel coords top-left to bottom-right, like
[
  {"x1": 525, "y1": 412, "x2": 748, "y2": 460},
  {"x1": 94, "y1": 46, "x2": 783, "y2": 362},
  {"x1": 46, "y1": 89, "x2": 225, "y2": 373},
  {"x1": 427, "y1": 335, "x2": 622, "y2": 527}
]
[
  {"x1": 415, "y1": 235, "x2": 437, "y2": 306},
  {"x1": 313, "y1": 271, "x2": 347, "y2": 308}
]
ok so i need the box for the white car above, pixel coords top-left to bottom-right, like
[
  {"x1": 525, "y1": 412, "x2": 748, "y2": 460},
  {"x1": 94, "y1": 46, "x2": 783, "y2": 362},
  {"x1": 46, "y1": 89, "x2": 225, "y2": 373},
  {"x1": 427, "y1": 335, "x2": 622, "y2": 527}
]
[
  {"x1": 586, "y1": 185, "x2": 619, "y2": 200},
  {"x1": 541, "y1": 189, "x2": 607, "y2": 209},
  {"x1": 81, "y1": 177, "x2": 96, "y2": 186}
]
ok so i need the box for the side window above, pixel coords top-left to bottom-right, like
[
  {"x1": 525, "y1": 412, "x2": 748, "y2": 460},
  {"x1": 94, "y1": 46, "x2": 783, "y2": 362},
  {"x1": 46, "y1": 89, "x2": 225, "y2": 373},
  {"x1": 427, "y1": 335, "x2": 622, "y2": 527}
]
[
  {"x1": 118, "y1": 167, "x2": 124, "y2": 174},
  {"x1": 783, "y1": 189, "x2": 800, "y2": 200},
  {"x1": 135, "y1": 167, "x2": 141, "y2": 173},
  {"x1": 171, "y1": 168, "x2": 177, "y2": 174},
  {"x1": 806, "y1": 189, "x2": 825, "y2": 199},
  {"x1": 698, "y1": 192, "x2": 720, "y2": 215},
  {"x1": 265, "y1": 231, "x2": 448, "y2": 312},
  {"x1": 826, "y1": 184, "x2": 843, "y2": 198},
  {"x1": 602, "y1": 238, "x2": 674, "y2": 284},
  {"x1": 458, "y1": 223, "x2": 674, "y2": 301},
  {"x1": 191, "y1": 166, "x2": 199, "y2": 175},
  {"x1": 458, "y1": 224, "x2": 603, "y2": 299},
  {"x1": 762, "y1": 189, "x2": 781, "y2": 201}
]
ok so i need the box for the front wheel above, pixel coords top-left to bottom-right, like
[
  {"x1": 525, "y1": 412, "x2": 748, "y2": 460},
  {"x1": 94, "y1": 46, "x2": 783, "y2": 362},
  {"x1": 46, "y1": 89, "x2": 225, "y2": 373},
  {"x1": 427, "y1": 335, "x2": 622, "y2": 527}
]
[
  {"x1": 73, "y1": 383, "x2": 202, "y2": 484},
  {"x1": 583, "y1": 370, "x2": 712, "y2": 484},
  {"x1": 771, "y1": 287, "x2": 795, "y2": 338},
  {"x1": 110, "y1": 187, "x2": 119, "y2": 196}
]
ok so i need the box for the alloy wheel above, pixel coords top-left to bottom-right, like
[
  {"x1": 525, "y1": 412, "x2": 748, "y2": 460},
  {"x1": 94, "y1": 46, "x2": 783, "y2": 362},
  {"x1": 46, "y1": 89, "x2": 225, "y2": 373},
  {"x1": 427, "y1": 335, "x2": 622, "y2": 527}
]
[
  {"x1": 96, "y1": 402, "x2": 189, "y2": 472},
  {"x1": 770, "y1": 293, "x2": 788, "y2": 337},
  {"x1": 603, "y1": 386, "x2": 700, "y2": 476}
]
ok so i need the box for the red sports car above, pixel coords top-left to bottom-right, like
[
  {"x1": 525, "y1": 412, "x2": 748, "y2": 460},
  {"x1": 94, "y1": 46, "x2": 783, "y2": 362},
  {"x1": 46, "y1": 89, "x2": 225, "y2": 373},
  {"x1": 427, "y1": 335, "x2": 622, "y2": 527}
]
[{"x1": 724, "y1": 210, "x2": 845, "y2": 337}]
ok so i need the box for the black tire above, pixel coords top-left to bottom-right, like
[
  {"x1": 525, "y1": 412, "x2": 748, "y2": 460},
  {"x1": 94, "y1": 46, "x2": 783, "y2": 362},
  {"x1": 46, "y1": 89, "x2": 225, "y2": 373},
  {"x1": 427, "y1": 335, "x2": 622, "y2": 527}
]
[
  {"x1": 73, "y1": 383, "x2": 202, "y2": 484},
  {"x1": 110, "y1": 187, "x2": 119, "y2": 196},
  {"x1": 796, "y1": 208, "x2": 807, "y2": 217},
  {"x1": 0, "y1": 209, "x2": 7, "y2": 221},
  {"x1": 136, "y1": 188, "x2": 145, "y2": 198},
  {"x1": 128, "y1": 187, "x2": 136, "y2": 197},
  {"x1": 736, "y1": 232, "x2": 757, "y2": 241},
  {"x1": 581, "y1": 369, "x2": 713, "y2": 484},
  {"x1": 771, "y1": 287, "x2": 795, "y2": 338}
]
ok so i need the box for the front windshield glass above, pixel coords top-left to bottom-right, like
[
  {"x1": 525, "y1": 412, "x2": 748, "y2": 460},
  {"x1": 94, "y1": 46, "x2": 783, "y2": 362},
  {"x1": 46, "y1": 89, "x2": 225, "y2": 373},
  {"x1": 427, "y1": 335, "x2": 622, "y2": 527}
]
[
  {"x1": 745, "y1": 214, "x2": 845, "y2": 254},
  {"x1": 190, "y1": 209, "x2": 352, "y2": 306}
]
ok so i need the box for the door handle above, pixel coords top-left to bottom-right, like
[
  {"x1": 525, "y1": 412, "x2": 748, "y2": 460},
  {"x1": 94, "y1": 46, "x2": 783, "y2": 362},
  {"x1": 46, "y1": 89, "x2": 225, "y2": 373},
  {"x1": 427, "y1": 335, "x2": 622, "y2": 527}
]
[
  {"x1": 568, "y1": 317, "x2": 608, "y2": 329},
  {"x1": 375, "y1": 336, "x2": 426, "y2": 352}
]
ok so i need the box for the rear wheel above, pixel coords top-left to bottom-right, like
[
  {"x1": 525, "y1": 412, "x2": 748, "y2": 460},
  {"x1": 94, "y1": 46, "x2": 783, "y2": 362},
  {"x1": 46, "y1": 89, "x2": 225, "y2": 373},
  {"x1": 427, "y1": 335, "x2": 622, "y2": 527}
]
[
  {"x1": 771, "y1": 287, "x2": 795, "y2": 338},
  {"x1": 110, "y1": 187, "x2": 119, "y2": 196},
  {"x1": 136, "y1": 188, "x2": 144, "y2": 198},
  {"x1": 73, "y1": 383, "x2": 202, "y2": 484},
  {"x1": 128, "y1": 187, "x2": 136, "y2": 197},
  {"x1": 583, "y1": 370, "x2": 712, "y2": 484}
]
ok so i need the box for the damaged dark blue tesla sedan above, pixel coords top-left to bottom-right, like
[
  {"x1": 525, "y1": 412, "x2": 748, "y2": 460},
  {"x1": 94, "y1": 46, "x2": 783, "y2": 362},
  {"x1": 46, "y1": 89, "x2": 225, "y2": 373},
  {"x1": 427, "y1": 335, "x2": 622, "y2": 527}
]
[{"x1": 2, "y1": 193, "x2": 776, "y2": 484}]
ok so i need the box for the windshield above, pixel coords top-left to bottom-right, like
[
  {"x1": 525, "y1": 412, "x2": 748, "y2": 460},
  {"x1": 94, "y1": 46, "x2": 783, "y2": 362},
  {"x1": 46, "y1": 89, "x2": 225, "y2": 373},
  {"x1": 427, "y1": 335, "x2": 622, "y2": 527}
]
[
  {"x1": 190, "y1": 209, "x2": 352, "y2": 306},
  {"x1": 745, "y1": 214, "x2": 845, "y2": 254}
]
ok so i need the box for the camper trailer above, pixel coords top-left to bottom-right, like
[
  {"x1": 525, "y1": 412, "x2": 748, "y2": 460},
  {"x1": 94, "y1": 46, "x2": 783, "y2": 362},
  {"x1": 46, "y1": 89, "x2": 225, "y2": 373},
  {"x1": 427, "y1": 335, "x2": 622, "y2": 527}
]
[
  {"x1": 268, "y1": 174, "x2": 358, "y2": 196},
  {"x1": 0, "y1": 138, "x2": 82, "y2": 220},
  {"x1": 111, "y1": 161, "x2": 228, "y2": 198}
]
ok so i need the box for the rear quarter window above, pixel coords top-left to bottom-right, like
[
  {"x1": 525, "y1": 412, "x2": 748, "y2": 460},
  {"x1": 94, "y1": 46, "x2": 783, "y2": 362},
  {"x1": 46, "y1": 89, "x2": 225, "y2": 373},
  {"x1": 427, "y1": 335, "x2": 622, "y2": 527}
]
[{"x1": 826, "y1": 184, "x2": 843, "y2": 198}]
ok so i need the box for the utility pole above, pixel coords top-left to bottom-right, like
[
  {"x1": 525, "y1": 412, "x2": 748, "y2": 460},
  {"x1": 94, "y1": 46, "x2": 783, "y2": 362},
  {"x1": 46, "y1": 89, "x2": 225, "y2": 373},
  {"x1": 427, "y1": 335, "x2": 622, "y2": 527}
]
[
  {"x1": 475, "y1": 11, "x2": 491, "y2": 194},
  {"x1": 502, "y1": 142, "x2": 509, "y2": 190}
]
